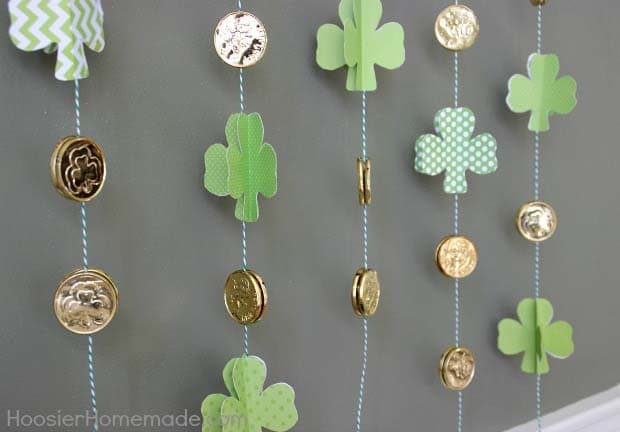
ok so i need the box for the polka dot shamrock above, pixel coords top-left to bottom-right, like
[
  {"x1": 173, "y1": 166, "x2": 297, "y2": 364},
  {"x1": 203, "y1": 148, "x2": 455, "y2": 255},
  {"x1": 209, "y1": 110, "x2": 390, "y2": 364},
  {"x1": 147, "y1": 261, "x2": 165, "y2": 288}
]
[
  {"x1": 506, "y1": 53, "x2": 577, "y2": 132},
  {"x1": 201, "y1": 356, "x2": 298, "y2": 432},
  {"x1": 414, "y1": 107, "x2": 498, "y2": 194},
  {"x1": 498, "y1": 298, "x2": 574, "y2": 374},
  {"x1": 204, "y1": 113, "x2": 277, "y2": 222}
]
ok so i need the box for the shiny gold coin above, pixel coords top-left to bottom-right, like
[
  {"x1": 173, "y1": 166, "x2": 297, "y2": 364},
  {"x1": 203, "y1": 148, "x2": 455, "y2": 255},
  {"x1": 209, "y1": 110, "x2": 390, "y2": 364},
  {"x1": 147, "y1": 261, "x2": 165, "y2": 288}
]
[
  {"x1": 50, "y1": 136, "x2": 106, "y2": 202},
  {"x1": 530, "y1": 0, "x2": 547, "y2": 6},
  {"x1": 439, "y1": 346, "x2": 476, "y2": 391},
  {"x1": 224, "y1": 269, "x2": 267, "y2": 324},
  {"x1": 435, "y1": 5, "x2": 479, "y2": 51},
  {"x1": 516, "y1": 201, "x2": 557, "y2": 242},
  {"x1": 54, "y1": 268, "x2": 118, "y2": 335},
  {"x1": 435, "y1": 235, "x2": 477, "y2": 278},
  {"x1": 357, "y1": 158, "x2": 371, "y2": 205},
  {"x1": 351, "y1": 268, "x2": 380, "y2": 317},
  {"x1": 214, "y1": 11, "x2": 268, "y2": 68}
]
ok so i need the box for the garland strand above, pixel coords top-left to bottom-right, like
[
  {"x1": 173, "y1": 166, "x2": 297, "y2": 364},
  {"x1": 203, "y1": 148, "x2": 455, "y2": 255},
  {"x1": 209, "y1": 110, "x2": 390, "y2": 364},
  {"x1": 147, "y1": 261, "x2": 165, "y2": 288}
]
[
  {"x1": 534, "y1": 5, "x2": 543, "y2": 432},
  {"x1": 355, "y1": 91, "x2": 370, "y2": 432},
  {"x1": 74, "y1": 79, "x2": 99, "y2": 432}
]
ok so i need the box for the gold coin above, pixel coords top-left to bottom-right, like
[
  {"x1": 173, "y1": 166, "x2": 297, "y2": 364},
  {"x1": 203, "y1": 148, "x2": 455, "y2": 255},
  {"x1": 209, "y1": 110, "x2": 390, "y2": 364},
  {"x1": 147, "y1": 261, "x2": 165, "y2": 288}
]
[
  {"x1": 439, "y1": 346, "x2": 476, "y2": 391},
  {"x1": 516, "y1": 201, "x2": 557, "y2": 242},
  {"x1": 351, "y1": 268, "x2": 380, "y2": 317},
  {"x1": 214, "y1": 11, "x2": 268, "y2": 68},
  {"x1": 50, "y1": 136, "x2": 106, "y2": 202},
  {"x1": 356, "y1": 158, "x2": 372, "y2": 205},
  {"x1": 224, "y1": 269, "x2": 267, "y2": 324},
  {"x1": 435, "y1": 235, "x2": 477, "y2": 278},
  {"x1": 435, "y1": 5, "x2": 479, "y2": 51},
  {"x1": 54, "y1": 268, "x2": 118, "y2": 335},
  {"x1": 531, "y1": 0, "x2": 546, "y2": 6}
]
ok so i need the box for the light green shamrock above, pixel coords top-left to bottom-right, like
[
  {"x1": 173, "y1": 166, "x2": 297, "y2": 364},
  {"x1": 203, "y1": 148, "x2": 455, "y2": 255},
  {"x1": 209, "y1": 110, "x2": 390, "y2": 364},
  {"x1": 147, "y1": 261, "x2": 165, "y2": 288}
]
[
  {"x1": 316, "y1": 0, "x2": 405, "y2": 91},
  {"x1": 8, "y1": 0, "x2": 105, "y2": 80},
  {"x1": 414, "y1": 107, "x2": 497, "y2": 194},
  {"x1": 498, "y1": 298, "x2": 574, "y2": 374},
  {"x1": 506, "y1": 53, "x2": 577, "y2": 132},
  {"x1": 201, "y1": 356, "x2": 298, "y2": 432},
  {"x1": 204, "y1": 113, "x2": 277, "y2": 222}
]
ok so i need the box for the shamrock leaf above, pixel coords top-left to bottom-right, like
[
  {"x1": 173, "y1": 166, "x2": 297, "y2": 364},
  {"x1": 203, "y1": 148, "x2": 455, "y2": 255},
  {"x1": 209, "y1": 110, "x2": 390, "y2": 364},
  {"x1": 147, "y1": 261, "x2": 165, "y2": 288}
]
[
  {"x1": 201, "y1": 356, "x2": 298, "y2": 432},
  {"x1": 414, "y1": 107, "x2": 497, "y2": 194},
  {"x1": 316, "y1": 0, "x2": 405, "y2": 91},
  {"x1": 203, "y1": 113, "x2": 277, "y2": 222},
  {"x1": 506, "y1": 53, "x2": 577, "y2": 132},
  {"x1": 498, "y1": 298, "x2": 574, "y2": 374},
  {"x1": 8, "y1": 0, "x2": 105, "y2": 80}
]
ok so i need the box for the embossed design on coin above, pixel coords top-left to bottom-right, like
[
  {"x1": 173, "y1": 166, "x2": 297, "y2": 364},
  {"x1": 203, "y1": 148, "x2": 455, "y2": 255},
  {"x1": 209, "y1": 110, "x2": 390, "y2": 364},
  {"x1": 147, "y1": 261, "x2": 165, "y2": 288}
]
[
  {"x1": 440, "y1": 346, "x2": 476, "y2": 391},
  {"x1": 224, "y1": 269, "x2": 267, "y2": 324},
  {"x1": 516, "y1": 201, "x2": 557, "y2": 242},
  {"x1": 54, "y1": 269, "x2": 118, "y2": 334},
  {"x1": 214, "y1": 11, "x2": 267, "y2": 67},
  {"x1": 435, "y1": 5, "x2": 479, "y2": 51},
  {"x1": 50, "y1": 136, "x2": 106, "y2": 202},
  {"x1": 435, "y1": 235, "x2": 477, "y2": 278},
  {"x1": 352, "y1": 268, "x2": 380, "y2": 317}
]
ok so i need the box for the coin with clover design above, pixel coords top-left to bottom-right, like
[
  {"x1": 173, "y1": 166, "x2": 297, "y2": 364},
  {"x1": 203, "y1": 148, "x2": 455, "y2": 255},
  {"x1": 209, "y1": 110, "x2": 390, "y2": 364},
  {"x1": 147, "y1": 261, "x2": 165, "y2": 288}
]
[
  {"x1": 439, "y1": 346, "x2": 476, "y2": 391},
  {"x1": 50, "y1": 136, "x2": 106, "y2": 202},
  {"x1": 54, "y1": 268, "x2": 118, "y2": 335},
  {"x1": 224, "y1": 269, "x2": 267, "y2": 324}
]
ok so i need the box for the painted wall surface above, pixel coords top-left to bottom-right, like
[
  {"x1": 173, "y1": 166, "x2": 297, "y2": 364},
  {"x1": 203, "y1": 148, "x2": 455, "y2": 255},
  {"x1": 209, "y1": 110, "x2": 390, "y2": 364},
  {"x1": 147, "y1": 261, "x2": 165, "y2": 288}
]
[{"x1": 0, "y1": 1, "x2": 618, "y2": 431}]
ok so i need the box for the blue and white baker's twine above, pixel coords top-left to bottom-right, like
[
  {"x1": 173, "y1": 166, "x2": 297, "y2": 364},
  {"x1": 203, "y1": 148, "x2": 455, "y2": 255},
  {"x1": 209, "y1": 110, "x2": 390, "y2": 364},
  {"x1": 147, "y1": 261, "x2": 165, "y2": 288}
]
[
  {"x1": 452, "y1": 38, "x2": 464, "y2": 432},
  {"x1": 236, "y1": 0, "x2": 250, "y2": 358},
  {"x1": 354, "y1": 91, "x2": 369, "y2": 432},
  {"x1": 534, "y1": 6, "x2": 543, "y2": 432},
  {"x1": 74, "y1": 79, "x2": 99, "y2": 432}
]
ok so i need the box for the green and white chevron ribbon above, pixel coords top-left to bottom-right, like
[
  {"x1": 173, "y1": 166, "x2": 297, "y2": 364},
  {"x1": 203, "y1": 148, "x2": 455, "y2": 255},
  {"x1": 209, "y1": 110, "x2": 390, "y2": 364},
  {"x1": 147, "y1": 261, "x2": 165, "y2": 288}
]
[{"x1": 8, "y1": 0, "x2": 105, "y2": 81}]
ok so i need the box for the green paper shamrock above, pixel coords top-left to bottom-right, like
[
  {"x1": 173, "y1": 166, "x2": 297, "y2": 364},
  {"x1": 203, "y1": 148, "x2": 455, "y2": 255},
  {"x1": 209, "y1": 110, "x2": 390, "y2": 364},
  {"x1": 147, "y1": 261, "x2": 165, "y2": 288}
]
[
  {"x1": 204, "y1": 113, "x2": 277, "y2": 222},
  {"x1": 498, "y1": 298, "x2": 574, "y2": 374},
  {"x1": 414, "y1": 107, "x2": 498, "y2": 194},
  {"x1": 8, "y1": 0, "x2": 105, "y2": 80},
  {"x1": 201, "y1": 356, "x2": 298, "y2": 432},
  {"x1": 506, "y1": 53, "x2": 577, "y2": 132},
  {"x1": 316, "y1": 0, "x2": 405, "y2": 91}
]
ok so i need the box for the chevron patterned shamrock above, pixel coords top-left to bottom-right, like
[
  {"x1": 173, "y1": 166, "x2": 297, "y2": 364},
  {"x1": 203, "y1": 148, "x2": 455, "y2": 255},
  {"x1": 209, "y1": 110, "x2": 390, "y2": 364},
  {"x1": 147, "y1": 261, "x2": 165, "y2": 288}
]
[
  {"x1": 8, "y1": 0, "x2": 104, "y2": 80},
  {"x1": 414, "y1": 107, "x2": 498, "y2": 194},
  {"x1": 498, "y1": 298, "x2": 574, "y2": 374},
  {"x1": 506, "y1": 53, "x2": 577, "y2": 132},
  {"x1": 204, "y1": 113, "x2": 277, "y2": 222},
  {"x1": 201, "y1": 356, "x2": 298, "y2": 432},
  {"x1": 316, "y1": 0, "x2": 405, "y2": 91}
]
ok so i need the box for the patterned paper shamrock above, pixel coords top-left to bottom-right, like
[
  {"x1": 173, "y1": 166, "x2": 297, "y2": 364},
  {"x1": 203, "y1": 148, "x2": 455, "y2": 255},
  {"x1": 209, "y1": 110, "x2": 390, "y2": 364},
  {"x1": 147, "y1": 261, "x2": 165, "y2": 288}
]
[
  {"x1": 8, "y1": 0, "x2": 105, "y2": 80},
  {"x1": 201, "y1": 356, "x2": 298, "y2": 432},
  {"x1": 414, "y1": 107, "x2": 497, "y2": 194},
  {"x1": 204, "y1": 113, "x2": 277, "y2": 222},
  {"x1": 498, "y1": 298, "x2": 574, "y2": 374},
  {"x1": 316, "y1": 0, "x2": 405, "y2": 91},
  {"x1": 506, "y1": 53, "x2": 577, "y2": 132}
]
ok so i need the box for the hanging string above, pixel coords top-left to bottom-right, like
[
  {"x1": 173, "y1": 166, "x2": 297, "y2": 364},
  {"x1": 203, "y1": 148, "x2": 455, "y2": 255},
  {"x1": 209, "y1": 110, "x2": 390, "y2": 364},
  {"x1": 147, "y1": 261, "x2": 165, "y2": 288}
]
[
  {"x1": 354, "y1": 91, "x2": 369, "y2": 432},
  {"x1": 74, "y1": 79, "x2": 99, "y2": 432},
  {"x1": 452, "y1": 11, "x2": 464, "y2": 425},
  {"x1": 534, "y1": 5, "x2": 543, "y2": 432},
  {"x1": 236, "y1": 0, "x2": 250, "y2": 358}
]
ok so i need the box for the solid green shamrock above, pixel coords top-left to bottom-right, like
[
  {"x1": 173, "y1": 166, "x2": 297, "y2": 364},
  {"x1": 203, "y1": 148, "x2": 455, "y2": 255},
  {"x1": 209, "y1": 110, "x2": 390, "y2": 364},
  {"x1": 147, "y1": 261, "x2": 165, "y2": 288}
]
[
  {"x1": 414, "y1": 107, "x2": 497, "y2": 194},
  {"x1": 316, "y1": 0, "x2": 405, "y2": 91},
  {"x1": 498, "y1": 298, "x2": 574, "y2": 374},
  {"x1": 506, "y1": 53, "x2": 577, "y2": 132},
  {"x1": 201, "y1": 356, "x2": 298, "y2": 432},
  {"x1": 204, "y1": 113, "x2": 277, "y2": 222}
]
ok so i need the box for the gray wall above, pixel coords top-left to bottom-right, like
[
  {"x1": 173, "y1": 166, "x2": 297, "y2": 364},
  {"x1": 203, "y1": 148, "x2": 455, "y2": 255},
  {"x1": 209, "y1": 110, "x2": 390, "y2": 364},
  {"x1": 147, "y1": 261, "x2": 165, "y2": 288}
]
[{"x1": 1, "y1": 0, "x2": 618, "y2": 431}]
